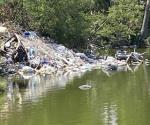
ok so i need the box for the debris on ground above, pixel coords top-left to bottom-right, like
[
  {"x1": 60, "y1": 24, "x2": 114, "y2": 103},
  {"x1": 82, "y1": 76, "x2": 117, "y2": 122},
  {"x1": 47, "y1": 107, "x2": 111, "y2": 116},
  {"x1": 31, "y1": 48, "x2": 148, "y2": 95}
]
[
  {"x1": 0, "y1": 29, "x2": 101, "y2": 76},
  {"x1": 0, "y1": 23, "x2": 148, "y2": 77}
]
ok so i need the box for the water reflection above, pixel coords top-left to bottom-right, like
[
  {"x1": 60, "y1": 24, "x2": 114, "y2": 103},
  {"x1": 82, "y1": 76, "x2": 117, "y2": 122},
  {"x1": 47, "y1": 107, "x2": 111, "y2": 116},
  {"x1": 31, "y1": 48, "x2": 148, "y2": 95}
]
[
  {"x1": 0, "y1": 49, "x2": 150, "y2": 125},
  {"x1": 102, "y1": 63, "x2": 149, "y2": 77},
  {"x1": 0, "y1": 70, "x2": 88, "y2": 121},
  {"x1": 11, "y1": 72, "x2": 86, "y2": 102},
  {"x1": 103, "y1": 103, "x2": 118, "y2": 125}
]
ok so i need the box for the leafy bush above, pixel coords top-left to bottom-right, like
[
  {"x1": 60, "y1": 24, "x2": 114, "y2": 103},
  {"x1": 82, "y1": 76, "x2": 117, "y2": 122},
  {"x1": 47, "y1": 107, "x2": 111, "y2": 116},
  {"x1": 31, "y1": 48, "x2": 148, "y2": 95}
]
[{"x1": 0, "y1": 0, "x2": 144, "y2": 48}]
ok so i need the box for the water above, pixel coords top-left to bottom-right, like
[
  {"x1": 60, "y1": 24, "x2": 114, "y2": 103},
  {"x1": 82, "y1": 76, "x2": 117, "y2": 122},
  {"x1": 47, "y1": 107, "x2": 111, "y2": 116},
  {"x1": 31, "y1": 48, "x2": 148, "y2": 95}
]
[{"x1": 0, "y1": 50, "x2": 150, "y2": 125}]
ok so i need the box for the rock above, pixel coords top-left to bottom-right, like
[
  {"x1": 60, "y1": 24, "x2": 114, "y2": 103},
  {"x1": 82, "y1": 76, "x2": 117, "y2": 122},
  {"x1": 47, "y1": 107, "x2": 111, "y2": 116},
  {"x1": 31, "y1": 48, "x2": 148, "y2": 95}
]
[{"x1": 108, "y1": 63, "x2": 118, "y2": 70}]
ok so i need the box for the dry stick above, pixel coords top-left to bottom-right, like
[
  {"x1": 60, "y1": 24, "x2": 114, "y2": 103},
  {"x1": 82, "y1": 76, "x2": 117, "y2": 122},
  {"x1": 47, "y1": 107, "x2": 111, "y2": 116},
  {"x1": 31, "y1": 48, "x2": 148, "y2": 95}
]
[
  {"x1": 5, "y1": 37, "x2": 16, "y2": 48},
  {"x1": 4, "y1": 34, "x2": 16, "y2": 45},
  {"x1": 126, "y1": 53, "x2": 132, "y2": 63}
]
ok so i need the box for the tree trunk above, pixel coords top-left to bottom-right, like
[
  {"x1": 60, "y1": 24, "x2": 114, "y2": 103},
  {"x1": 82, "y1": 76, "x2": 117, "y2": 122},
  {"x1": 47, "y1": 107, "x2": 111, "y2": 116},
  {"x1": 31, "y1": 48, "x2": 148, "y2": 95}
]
[{"x1": 140, "y1": 0, "x2": 150, "y2": 40}]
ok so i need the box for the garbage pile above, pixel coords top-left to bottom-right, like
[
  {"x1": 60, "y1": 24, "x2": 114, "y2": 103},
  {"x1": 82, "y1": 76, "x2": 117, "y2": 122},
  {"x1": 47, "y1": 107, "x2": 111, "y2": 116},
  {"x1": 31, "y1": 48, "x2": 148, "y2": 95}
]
[
  {"x1": 0, "y1": 27, "x2": 102, "y2": 76},
  {"x1": 0, "y1": 25, "x2": 148, "y2": 77}
]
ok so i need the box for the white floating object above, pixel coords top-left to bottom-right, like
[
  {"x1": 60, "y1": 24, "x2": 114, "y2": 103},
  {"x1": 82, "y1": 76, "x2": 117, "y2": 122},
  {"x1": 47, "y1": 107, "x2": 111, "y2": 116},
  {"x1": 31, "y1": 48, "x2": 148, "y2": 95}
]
[
  {"x1": 145, "y1": 61, "x2": 150, "y2": 66},
  {"x1": 79, "y1": 85, "x2": 92, "y2": 90},
  {"x1": 132, "y1": 62, "x2": 140, "y2": 65}
]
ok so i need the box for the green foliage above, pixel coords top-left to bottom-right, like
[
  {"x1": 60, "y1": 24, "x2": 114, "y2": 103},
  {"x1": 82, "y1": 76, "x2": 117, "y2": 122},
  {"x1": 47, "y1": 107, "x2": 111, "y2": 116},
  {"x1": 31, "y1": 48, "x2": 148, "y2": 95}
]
[
  {"x1": 0, "y1": 0, "x2": 4, "y2": 4},
  {"x1": 93, "y1": 0, "x2": 144, "y2": 45},
  {"x1": 21, "y1": 0, "x2": 94, "y2": 48},
  {"x1": 0, "y1": 0, "x2": 144, "y2": 48}
]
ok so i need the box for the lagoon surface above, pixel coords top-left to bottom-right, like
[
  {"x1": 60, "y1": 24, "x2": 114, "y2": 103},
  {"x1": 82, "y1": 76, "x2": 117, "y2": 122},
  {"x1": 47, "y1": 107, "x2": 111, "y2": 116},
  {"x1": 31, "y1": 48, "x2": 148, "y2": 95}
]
[{"x1": 0, "y1": 49, "x2": 150, "y2": 125}]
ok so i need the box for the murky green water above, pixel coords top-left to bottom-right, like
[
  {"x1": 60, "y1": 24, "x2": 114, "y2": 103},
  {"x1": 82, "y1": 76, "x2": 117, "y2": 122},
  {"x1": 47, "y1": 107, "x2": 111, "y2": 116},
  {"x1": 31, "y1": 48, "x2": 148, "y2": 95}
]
[{"x1": 0, "y1": 49, "x2": 150, "y2": 125}]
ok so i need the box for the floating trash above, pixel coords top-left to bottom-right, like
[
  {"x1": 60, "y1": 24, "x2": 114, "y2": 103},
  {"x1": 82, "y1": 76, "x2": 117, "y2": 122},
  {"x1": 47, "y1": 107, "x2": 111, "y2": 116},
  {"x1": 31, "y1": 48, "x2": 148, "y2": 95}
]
[
  {"x1": 145, "y1": 61, "x2": 150, "y2": 66},
  {"x1": 132, "y1": 61, "x2": 141, "y2": 65},
  {"x1": 79, "y1": 84, "x2": 92, "y2": 90}
]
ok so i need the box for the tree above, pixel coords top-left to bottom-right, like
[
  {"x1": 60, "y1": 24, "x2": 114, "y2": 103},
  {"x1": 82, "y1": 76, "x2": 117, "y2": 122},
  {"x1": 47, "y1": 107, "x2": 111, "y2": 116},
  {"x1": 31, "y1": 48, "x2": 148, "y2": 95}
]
[
  {"x1": 140, "y1": 0, "x2": 150, "y2": 40},
  {"x1": 93, "y1": 0, "x2": 143, "y2": 46},
  {"x1": 0, "y1": 0, "x2": 145, "y2": 48}
]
